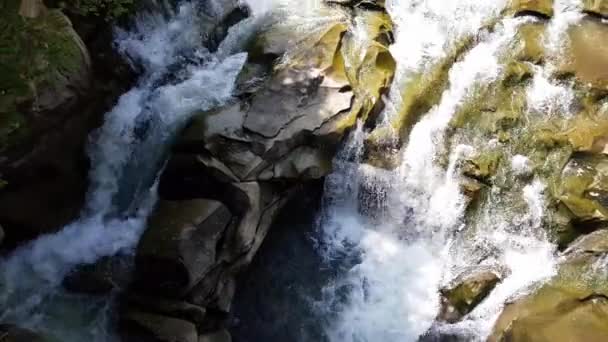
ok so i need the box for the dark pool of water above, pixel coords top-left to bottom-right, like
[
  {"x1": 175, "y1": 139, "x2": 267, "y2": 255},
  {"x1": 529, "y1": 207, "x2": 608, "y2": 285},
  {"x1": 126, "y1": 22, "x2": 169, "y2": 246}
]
[{"x1": 229, "y1": 181, "x2": 334, "y2": 342}]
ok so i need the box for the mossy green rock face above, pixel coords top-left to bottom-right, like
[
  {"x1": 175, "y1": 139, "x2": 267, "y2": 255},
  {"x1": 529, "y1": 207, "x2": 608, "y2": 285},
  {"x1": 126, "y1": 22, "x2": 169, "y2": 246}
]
[
  {"x1": 438, "y1": 270, "x2": 501, "y2": 323},
  {"x1": 490, "y1": 230, "x2": 608, "y2": 342},
  {"x1": 0, "y1": 0, "x2": 91, "y2": 152}
]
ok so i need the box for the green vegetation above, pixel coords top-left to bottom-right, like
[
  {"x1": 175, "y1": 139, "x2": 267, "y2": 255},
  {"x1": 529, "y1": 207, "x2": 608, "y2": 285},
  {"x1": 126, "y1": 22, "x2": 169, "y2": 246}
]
[{"x1": 0, "y1": 0, "x2": 87, "y2": 151}]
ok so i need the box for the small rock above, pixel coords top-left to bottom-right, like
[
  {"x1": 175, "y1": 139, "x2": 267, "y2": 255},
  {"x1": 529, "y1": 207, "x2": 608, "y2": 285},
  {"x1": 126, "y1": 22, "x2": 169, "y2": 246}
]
[{"x1": 438, "y1": 270, "x2": 501, "y2": 323}]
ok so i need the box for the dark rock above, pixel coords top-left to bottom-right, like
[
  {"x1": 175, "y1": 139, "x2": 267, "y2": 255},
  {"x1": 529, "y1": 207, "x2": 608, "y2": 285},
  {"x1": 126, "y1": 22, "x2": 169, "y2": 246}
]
[
  {"x1": 127, "y1": 295, "x2": 207, "y2": 326},
  {"x1": 121, "y1": 310, "x2": 198, "y2": 342},
  {"x1": 199, "y1": 329, "x2": 231, "y2": 342},
  {"x1": 135, "y1": 199, "x2": 234, "y2": 296},
  {"x1": 0, "y1": 325, "x2": 48, "y2": 342},
  {"x1": 63, "y1": 254, "x2": 132, "y2": 295}
]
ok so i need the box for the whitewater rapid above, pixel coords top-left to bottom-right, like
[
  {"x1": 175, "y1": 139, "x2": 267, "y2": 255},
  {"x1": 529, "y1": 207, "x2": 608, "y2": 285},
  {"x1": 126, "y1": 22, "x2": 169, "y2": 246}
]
[
  {"x1": 313, "y1": 0, "x2": 585, "y2": 341},
  {"x1": 0, "y1": 2, "x2": 251, "y2": 341}
]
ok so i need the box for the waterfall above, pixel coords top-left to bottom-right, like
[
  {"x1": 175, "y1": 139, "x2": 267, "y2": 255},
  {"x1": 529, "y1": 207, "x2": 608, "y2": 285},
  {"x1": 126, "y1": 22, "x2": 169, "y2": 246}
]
[
  {"x1": 312, "y1": 0, "x2": 587, "y2": 341},
  {"x1": 0, "y1": 2, "x2": 251, "y2": 341}
]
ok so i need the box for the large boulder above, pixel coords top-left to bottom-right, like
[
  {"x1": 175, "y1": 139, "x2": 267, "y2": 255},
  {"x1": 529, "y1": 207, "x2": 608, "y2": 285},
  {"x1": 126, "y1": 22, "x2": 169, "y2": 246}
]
[
  {"x1": 122, "y1": 310, "x2": 198, "y2": 342},
  {"x1": 124, "y1": 2, "x2": 395, "y2": 337},
  {"x1": 0, "y1": 325, "x2": 48, "y2": 342},
  {"x1": 490, "y1": 230, "x2": 608, "y2": 342},
  {"x1": 63, "y1": 255, "x2": 132, "y2": 295},
  {"x1": 135, "y1": 199, "x2": 234, "y2": 296},
  {"x1": 583, "y1": 0, "x2": 608, "y2": 17},
  {"x1": 556, "y1": 154, "x2": 608, "y2": 224}
]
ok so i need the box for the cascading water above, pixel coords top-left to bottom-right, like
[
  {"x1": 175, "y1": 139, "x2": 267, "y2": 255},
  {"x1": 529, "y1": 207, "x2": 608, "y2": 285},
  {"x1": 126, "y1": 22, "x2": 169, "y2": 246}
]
[
  {"x1": 310, "y1": 1, "x2": 588, "y2": 341},
  {"x1": 0, "y1": 1, "x2": 254, "y2": 340},
  {"x1": 1, "y1": 0, "x2": 596, "y2": 340}
]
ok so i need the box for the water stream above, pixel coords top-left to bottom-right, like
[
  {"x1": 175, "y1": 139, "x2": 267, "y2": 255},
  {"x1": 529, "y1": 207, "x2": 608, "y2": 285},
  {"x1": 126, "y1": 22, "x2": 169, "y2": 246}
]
[
  {"x1": 0, "y1": 0, "x2": 589, "y2": 341},
  {"x1": 0, "y1": 2, "x2": 250, "y2": 340}
]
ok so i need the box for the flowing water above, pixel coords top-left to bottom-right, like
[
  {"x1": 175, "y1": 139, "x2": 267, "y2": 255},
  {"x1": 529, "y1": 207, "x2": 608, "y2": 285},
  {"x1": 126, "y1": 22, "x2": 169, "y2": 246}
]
[
  {"x1": 0, "y1": 1, "x2": 252, "y2": 340},
  {"x1": 310, "y1": 1, "x2": 585, "y2": 341},
  {"x1": 0, "y1": 0, "x2": 589, "y2": 341}
]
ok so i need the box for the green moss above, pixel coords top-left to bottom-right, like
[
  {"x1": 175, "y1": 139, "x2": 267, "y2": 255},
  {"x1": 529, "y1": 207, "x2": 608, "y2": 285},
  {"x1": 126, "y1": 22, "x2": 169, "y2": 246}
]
[{"x1": 0, "y1": 0, "x2": 87, "y2": 152}]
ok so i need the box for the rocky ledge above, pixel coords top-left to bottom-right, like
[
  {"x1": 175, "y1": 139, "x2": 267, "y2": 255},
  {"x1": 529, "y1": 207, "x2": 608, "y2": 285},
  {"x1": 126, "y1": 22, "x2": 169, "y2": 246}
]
[{"x1": 116, "y1": 2, "x2": 395, "y2": 341}]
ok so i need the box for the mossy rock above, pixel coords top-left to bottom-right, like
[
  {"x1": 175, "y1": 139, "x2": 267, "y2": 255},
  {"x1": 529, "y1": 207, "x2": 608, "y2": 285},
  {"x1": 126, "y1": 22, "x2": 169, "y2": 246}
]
[
  {"x1": 583, "y1": 0, "x2": 608, "y2": 17},
  {"x1": 461, "y1": 150, "x2": 503, "y2": 183},
  {"x1": 439, "y1": 270, "x2": 501, "y2": 323},
  {"x1": 490, "y1": 235, "x2": 608, "y2": 342},
  {"x1": 0, "y1": 0, "x2": 90, "y2": 152},
  {"x1": 507, "y1": 0, "x2": 554, "y2": 17},
  {"x1": 556, "y1": 154, "x2": 608, "y2": 223},
  {"x1": 513, "y1": 22, "x2": 546, "y2": 63}
]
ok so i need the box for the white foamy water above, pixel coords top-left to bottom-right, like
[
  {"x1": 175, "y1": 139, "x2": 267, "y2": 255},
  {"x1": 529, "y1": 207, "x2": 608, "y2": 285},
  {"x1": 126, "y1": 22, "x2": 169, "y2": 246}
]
[
  {"x1": 315, "y1": 12, "x2": 529, "y2": 341},
  {"x1": 545, "y1": 0, "x2": 583, "y2": 58},
  {"x1": 313, "y1": 1, "x2": 580, "y2": 341},
  {"x1": 0, "y1": 2, "x2": 250, "y2": 341},
  {"x1": 381, "y1": 0, "x2": 506, "y2": 121}
]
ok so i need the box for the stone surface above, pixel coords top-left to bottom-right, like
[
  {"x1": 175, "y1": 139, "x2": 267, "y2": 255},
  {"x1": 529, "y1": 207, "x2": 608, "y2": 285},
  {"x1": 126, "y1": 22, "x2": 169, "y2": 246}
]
[
  {"x1": 125, "y1": 1, "x2": 394, "y2": 337},
  {"x1": 438, "y1": 270, "x2": 501, "y2": 323},
  {"x1": 0, "y1": 325, "x2": 48, "y2": 342},
  {"x1": 556, "y1": 154, "x2": 608, "y2": 224},
  {"x1": 199, "y1": 330, "x2": 231, "y2": 342},
  {"x1": 509, "y1": 0, "x2": 554, "y2": 17},
  {"x1": 490, "y1": 233, "x2": 608, "y2": 341},
  {"x1": 0, "y1": 0, "x2": 133, "y2": 246},
  {"x1": 122, "y1": 310, "x2": 198, "y2": 342},
  {"x1": 135, "y1": 199, "x2": 234, "y2": 296}
]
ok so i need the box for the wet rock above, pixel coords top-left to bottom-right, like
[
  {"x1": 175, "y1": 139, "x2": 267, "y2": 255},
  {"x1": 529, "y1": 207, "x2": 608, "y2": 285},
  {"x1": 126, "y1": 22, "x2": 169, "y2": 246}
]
[
  {"x1": 438, "y1": 270, "x2": 501, "y2": 323},
  {"x1": 199, "y1": 329, "x2": 231, "y2": 342},
  {"x1": 0, "y1": 325, "x2": 48, "y2": 342},
  {"x1": 126, "y1": 3, "x2": 394, "y2": 337},
  {"x1": 127, "y1": 295, "x2": 207, "y2": 326},
  {"x1": 122, "y1": 310, "x2": 198, "y2": 342},
  {"x1": 0, "y1": 0, "x2": 134, "y2": 247},
  {"x1": 461, "y1": 152, "x2": 502, "y2": 184},
  {"x1": 556, "y1": 154, "x2": 608, "y2": 224},
  {"x1": 135, "y1": 199, "x2": 234, "y2": 296},
  {"x1": 0, "y1": 2, "x2": 93, "y2": 245},
  {"x1": 490, "y1": 235, "x2": 608, "y2": 342},
  {"x1": 63, "y1": 255, "x2": 131, "y2": 295},
  {"x1": 509, "y1": 0, "x2": 554, "y2": 18}
]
